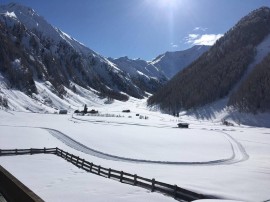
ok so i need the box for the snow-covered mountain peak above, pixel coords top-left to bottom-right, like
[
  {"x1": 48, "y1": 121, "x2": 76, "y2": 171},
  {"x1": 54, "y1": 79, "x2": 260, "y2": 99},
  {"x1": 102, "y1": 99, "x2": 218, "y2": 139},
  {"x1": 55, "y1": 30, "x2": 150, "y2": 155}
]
[
  {"x1": 2, "y1": 11, "x2": 17, "y2": 19},
  {"x1": 0, "y1": 2, "x2": 151, "y2": 102},
  {"x1": 0, "y1": 3, "x2": 100, "y2": 58},
  {"x1": 151, "y1": 45, "x2": 210, "y2": 79},
  {"x1": 0, "y1": 3, "x2": 212, "y2": 111}
]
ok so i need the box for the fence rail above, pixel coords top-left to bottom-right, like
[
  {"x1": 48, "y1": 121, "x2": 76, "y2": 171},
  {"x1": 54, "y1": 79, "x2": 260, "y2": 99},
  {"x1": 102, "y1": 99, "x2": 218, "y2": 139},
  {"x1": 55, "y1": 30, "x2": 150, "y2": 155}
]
[{"x1": 0, "y1": 148, "x2": 217, "y2": 201}]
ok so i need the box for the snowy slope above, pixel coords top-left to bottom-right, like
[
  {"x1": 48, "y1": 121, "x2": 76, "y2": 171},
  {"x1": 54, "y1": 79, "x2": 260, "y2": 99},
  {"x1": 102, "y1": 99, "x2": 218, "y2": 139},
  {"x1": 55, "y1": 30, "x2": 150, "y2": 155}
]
[
  {"x1": 0, "y1": 3, "x2": 99, "y2": 59},
  {"x1": 109, "y1": 46, "x2": 210, "y2": 94},
  {"x1": 151, "y1": 45, "x2": 210, "y2": 79},
  {"x1": 109, "y1": 57, "x2": 165, "y2": 79},
  {"x1": 0, "y1": 72, "x2": 103, "y2": 113},
  {"x1": 0, "y1": 3, "x2": 212, "y2": 111},
  {"x1": 0, "y1": 3, "x2": 151, "y2": 103},
  {"x1": 110, "y1": 45, "x2": 210, "y2": 81},
  {"x1": 0, "y1": 99, "x2": 270, "y2": 201},
  {"x1": 108, "y1": 57, "x2": 167, "y2": 94}
]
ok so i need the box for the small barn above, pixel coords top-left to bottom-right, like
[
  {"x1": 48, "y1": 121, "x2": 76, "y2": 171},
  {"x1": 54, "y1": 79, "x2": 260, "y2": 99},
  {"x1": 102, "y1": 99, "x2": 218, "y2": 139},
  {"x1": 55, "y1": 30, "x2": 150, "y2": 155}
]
[
  {"x1": 122, "y1": 109, "x2": 131, "y2": 113},
  {"x1": 89, "y1": 109, "x2": 98, "y2": 114},
  {"x1": 177, "y1": 123, "x2": 189, "y2": 128},
  {"x1": 59, "y1": 109, "x2": 68, "y2": 114}
]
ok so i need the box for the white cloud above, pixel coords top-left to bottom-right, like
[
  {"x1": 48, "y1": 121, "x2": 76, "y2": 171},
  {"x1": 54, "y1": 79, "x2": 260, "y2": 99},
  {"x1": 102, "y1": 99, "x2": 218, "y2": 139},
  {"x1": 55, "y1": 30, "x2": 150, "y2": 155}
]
[
  {"x1": 185, "y1": 34, "x2": 223, "y2": 46},
  {"x1": 189, "y1": 34, "x2": 199, "y2": 39},
  {"x1": 170, "y1": 43, "x2": 178, "y2": 48},
  {"x1": 193, "y1": 27, "x2": 208, "y2": 32},
  {"x1": 184, "y1": 34, "x2": 199, "y2": 44}
]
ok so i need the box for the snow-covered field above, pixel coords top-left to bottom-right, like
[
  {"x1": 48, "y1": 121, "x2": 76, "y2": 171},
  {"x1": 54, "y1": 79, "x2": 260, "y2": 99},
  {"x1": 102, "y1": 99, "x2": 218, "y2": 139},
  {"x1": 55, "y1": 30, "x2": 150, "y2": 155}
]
[{"x1": 0, "y1": 99, "x2": 270, "y2": 202}]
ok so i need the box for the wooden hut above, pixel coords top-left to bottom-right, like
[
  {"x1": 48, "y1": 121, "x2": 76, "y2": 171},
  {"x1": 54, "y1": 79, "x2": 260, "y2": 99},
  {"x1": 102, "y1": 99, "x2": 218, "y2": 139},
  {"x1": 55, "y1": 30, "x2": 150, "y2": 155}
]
[
  {"x1": 59, "y1": 109, "x2": 68, "y2": 114},
  {"x1": 177, "y1": 123, "x2": 189, "y2": 128}
]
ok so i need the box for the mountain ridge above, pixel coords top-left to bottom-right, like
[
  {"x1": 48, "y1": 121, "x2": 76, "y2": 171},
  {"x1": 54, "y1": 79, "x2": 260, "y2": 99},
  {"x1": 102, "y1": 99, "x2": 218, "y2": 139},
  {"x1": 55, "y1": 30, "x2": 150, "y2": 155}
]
[
  {"x1": 148, "y1": 6, "x2": 270, "y2": 114},
  {"x1": 151, "y1": 45, "x2": 210, "y2": 79},
  {"x1": 0, "y1": 2, "x2": 207, "y2": 111},
  {"x1": 0, "y1": 3, "x2": 148, "y2": 101}
]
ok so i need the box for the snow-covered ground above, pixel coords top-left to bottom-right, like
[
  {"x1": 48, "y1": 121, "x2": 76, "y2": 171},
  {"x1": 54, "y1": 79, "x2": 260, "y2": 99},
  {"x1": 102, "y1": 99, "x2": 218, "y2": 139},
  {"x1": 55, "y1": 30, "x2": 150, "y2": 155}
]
[{"x1": 0, "y1": 99, "x2": 270, "y2": 202}]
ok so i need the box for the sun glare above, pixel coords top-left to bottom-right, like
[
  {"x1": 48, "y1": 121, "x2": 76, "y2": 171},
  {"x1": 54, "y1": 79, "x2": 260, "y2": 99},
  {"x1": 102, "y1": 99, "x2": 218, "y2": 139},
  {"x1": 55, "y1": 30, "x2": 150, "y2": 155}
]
[
  {"x1": 144, "y1": 0, "x2": 181, "y2": 10},
  {"x1": 157, "y1": 0, "x2": 179, "y2": 9}
]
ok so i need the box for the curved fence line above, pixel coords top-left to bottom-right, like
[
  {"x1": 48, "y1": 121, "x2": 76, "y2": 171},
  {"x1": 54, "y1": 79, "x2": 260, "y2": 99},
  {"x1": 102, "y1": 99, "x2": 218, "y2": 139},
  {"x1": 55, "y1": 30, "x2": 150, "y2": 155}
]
[{"x1": 0, "y1": 148, "x2": 219, "y2": 202}]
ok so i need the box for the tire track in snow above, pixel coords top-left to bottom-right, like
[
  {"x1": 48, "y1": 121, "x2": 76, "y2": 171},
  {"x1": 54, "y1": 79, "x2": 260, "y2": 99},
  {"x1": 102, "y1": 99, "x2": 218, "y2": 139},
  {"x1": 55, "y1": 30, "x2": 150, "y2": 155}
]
[
  {"x1": 219, "y1": 131, "x2": 249, "y2": 164},
  {"x1": 44, "y1": 127, "x2": 247, "y2": 165},
  {"x1": 0, "y1": 124, "x2": 248, "y2": 165},
  {"x1": 69, "y1": 115, "x2": 249, "y2": 165}
]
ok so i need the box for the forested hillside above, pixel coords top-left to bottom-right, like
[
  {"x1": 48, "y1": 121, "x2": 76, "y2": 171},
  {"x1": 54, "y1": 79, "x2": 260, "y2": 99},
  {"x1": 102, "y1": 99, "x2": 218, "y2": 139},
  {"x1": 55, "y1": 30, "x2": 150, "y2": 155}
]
[
  {"x1": 148, "y1": 7, "x2": 270, "y2": 114},
  {"x1": 229, "y1": 53, "x2": 270, "y2": 113}
]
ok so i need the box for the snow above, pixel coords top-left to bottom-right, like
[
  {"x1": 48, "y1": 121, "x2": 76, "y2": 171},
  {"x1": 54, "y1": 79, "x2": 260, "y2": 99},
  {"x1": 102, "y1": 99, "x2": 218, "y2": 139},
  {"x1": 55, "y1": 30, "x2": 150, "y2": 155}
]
[
  {"x1": 194, "y1": 201, "x2": 243, "y2": 202},
  {"x1": 136, "y1": 70, "x2": 150, "y2": 79},
  {"x1": 0, "y1": 155, "x2": 174, "y2": 202},
  {"x1": 0, "y1": 99, "x2": 270, "y2": 202},
  {"x1": 109, "y1": 56, "x2": 166, "y2": 80},
  {"x1": 151, "y1": 45, "x2": 210, "y2": 79},
  {"x1": 0, "y1": 3, "x2": 121, "y2": 77},
  {"x1": 0, "y1": 3, "x2": 270, "y2": 202},
  {"x1": 29, "y1": 55, "x2": 35, "y2": 61},
  {"x1": 3, "y1": 11, "x2": 17, "y2": 19},
  {"x1": 11, "y1": 58, "x2": 22, "y2": 70},
  {"x1": 0, "y1": 74, "x2": 104, "y2": 113}
]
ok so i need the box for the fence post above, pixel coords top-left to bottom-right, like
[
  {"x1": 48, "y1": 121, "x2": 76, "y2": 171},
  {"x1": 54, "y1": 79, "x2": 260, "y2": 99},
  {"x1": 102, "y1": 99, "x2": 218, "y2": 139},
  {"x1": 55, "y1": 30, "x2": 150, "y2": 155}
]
[
  {"x1": 81, "y1": 159, "x2": 85, "y2": 168},
  {"x1": 43, "y1": 147, "x2": 46, "y2": 154},
  {"x1": 67, "y1": 153, "x2": 70, "y2": 161},
  {"x1": 90, "y1": 163, "x2": 93, "y2": 172},
  {"x1": 134, "y1": 174, "x2": 137, "y2": 185},
  {"x1": 60, "y1": 149, "x2": 63, "y2": 157},
  {"x1": 98, "y1": 166, "x2": 101, "y2": 175},
  {"x1": 108, "y1": 168, "x2": 111, "y2": 178},
  {"x1": 0, "y1": 149, "x2": 1, "y2": 156},
  {"x1": 76, "y1": 156, "x2": 79, "y2": 166},
  {"x1": 65, "y1": 152, "x2": 68, "y2": 159},
  {"x1": 120, "y1": 171, "x2": 123, "y2": 182},
  {"x1": 30, "y1": 148, "x2": 33, "y2": 155},
  {"x1": 174, "y1": 185, "x2": 178, "y2": 199},
  {"x1": 55, "y1": 147, "x2": 58, "y2": 154},
  {"x1": 15, "y1": 149, "x2": 18, "y2": 155},
  {"x1": 70, "y1": 154, "x2": 73, "y2": 162},
  {"x1": 151, "y1": 178, "x2": 155, "y2": 192}
]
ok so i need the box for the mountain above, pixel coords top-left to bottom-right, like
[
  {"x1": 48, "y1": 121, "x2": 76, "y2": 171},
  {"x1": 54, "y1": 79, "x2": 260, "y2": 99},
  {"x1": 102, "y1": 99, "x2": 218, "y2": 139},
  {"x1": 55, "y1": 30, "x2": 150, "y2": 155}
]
[
  {"x1": 151, "y1": 45, "x2": 210, "y2": 79},
  {"x1": 0, "y1": 2, "x2": 155, "y2": 104},
  {"x1": 0, "y1": 3, "x2": 213, "y2": 112},
  {"x1": 108, "y1": 57, "x2": 167, "y2": 94},
  {"x1": 109, "y1": 45, "x2": 209, "y2": 93},
  {"x1": 148, "y1": 7, "x2": 270, "y2": 114},
  {"x1": 228, "y1": 52, "x2": 270, "y2": 113}
]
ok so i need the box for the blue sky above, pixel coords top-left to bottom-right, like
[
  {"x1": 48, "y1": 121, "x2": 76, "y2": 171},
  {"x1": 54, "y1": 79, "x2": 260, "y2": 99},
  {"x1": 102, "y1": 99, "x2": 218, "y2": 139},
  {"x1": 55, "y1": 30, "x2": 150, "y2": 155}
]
[{"x1": 1, "y1": 0, "x2": 270, "y2": 60}]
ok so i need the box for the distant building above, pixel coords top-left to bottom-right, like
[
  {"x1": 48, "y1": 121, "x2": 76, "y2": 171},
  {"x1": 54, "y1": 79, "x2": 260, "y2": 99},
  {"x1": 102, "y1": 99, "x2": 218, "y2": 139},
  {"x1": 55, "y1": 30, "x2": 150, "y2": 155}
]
[
  {"x1": 59, "y1": 109, "x2": 68, "y2": 114},
  {"x1": 89, "y1": 109, "x2": 98, "y2": 114},
  {"x1": 122, "y1": 109, "x2": 131, "y2": 113},
  {"x1": 177, "y1": 123, "x2": 189, "y2": 128}
]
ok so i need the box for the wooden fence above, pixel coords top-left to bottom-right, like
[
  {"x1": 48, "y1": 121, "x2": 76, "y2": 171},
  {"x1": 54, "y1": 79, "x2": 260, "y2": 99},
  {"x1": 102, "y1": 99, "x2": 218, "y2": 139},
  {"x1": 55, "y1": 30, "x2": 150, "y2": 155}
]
[{"x1": 0, "y1": 148, "x2": 217, "y2": 202}]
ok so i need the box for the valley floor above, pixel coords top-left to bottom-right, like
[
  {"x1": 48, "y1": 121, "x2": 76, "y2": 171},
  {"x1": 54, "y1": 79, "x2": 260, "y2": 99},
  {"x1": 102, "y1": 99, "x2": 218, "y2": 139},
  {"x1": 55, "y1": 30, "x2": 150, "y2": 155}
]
[{"x1": 0, "y1": 99, "x2": 269, "y2": 202}]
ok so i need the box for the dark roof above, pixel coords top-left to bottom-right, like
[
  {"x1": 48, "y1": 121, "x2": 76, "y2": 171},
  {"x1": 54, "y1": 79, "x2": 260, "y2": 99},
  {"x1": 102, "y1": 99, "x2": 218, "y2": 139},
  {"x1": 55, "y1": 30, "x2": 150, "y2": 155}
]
[{"x1": 177, "y1": 123, "x2": 189, "y2": 126}]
